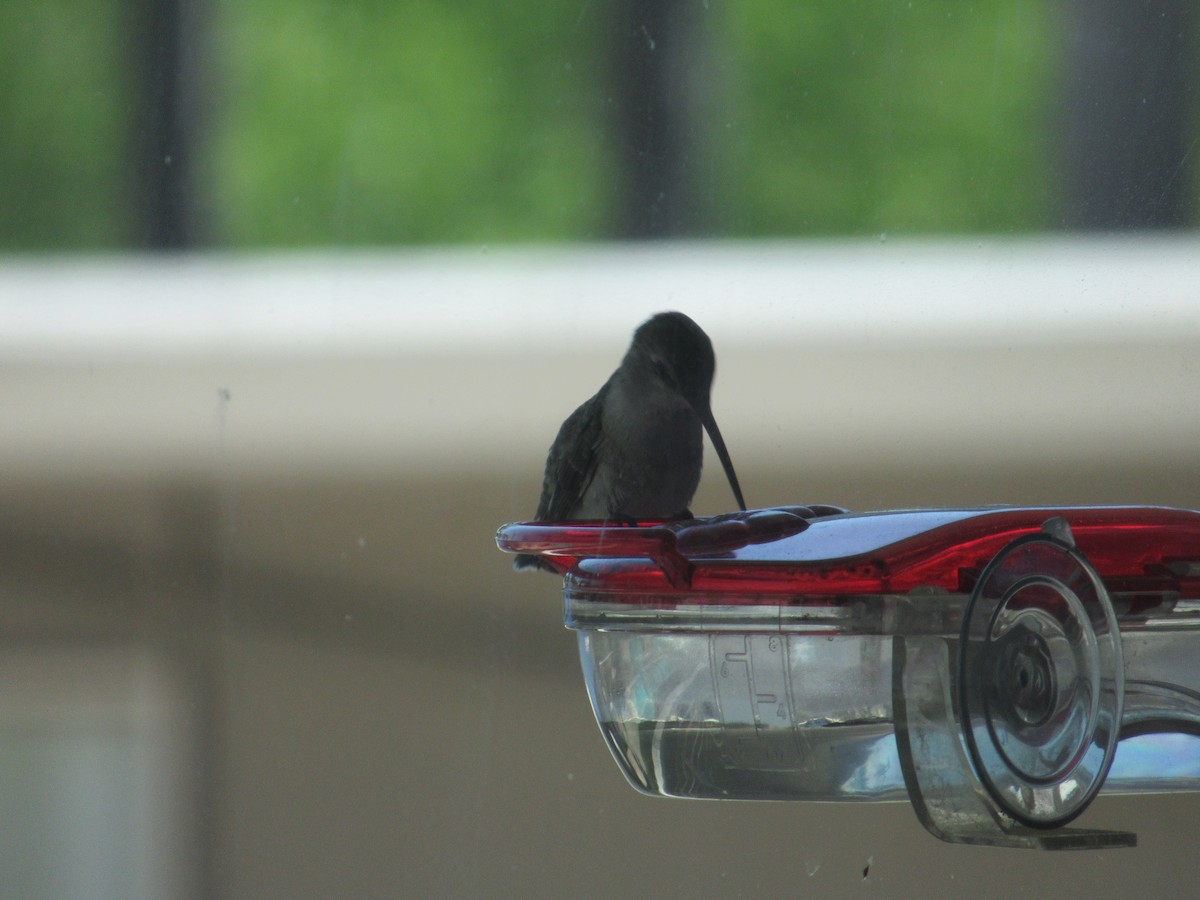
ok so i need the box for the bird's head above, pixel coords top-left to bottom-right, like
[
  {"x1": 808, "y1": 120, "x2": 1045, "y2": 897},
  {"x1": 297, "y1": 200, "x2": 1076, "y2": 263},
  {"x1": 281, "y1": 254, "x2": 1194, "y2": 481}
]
[
  {"x1": 626, "y1": 311, "x2": 746, "y2": 511},
  {"x1": 629, "y1": 311, "x2": 716, "y2": 410}
]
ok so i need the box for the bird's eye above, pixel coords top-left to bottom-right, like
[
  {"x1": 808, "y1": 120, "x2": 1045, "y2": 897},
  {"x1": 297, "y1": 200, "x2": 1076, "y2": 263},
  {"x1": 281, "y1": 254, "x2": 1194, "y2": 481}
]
[{"x1": 652, "y1": 359, "x2": 676, "y2": 388}]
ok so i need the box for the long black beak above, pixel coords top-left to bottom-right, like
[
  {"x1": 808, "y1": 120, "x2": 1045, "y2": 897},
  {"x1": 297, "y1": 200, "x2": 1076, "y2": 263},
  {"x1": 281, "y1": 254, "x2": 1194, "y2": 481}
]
[{"x1": 696, "y1": 403, "x2": 747, "y2": 511}]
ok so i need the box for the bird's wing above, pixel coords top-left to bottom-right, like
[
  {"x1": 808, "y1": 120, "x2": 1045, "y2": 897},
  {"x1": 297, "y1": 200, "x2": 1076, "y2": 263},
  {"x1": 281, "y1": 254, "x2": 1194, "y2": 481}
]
[{"x1": 535, "y1": 386, "x2": 606, "y2": 521}]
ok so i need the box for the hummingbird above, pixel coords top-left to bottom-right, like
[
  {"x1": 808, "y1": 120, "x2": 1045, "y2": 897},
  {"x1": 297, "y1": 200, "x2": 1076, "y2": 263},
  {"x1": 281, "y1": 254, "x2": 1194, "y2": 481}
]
[{"x1": 514, "y1": 311, "x2": 747, "y2": 571}]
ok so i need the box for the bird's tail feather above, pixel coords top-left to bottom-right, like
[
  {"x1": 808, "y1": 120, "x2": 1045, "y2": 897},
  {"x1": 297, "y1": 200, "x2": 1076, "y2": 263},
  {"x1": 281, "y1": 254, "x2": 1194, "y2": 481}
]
[{"x1": 513, "y1": 553, "x2": 559, "y2": 574}]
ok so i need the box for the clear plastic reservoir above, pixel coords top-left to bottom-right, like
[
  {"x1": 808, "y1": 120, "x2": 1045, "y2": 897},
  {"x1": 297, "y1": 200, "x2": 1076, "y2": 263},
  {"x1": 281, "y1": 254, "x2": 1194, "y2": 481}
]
[{"x1": 573, "y1": 615, "x2": 1200, "y2": 802}]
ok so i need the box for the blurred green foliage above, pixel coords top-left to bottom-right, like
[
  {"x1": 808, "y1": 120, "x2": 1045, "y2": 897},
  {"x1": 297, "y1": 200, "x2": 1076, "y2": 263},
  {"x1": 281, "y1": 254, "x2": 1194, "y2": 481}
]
[
  {"x1": 1, "y1": 0, "x2": 1057, "y2": 249},
  {"x1": 214, "y1": 0, "x2": 610, "y2": 245},
  {"x1": 0, "y1": 0, "x2": 129, "y2": 250},
  {"x1": 725, "y1": 1, "x2": 1054, "y2": 234}
]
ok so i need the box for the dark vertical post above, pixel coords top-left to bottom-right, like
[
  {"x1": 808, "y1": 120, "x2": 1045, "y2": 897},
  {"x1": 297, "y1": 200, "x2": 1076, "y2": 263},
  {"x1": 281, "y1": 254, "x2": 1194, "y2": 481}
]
[
  {"x1": 608, "y1": 0, "x2": 719, "y2": 238},
  {"x1": 1058, "y1": 1, "x2": 1195, "y2": 229},
  {"x1": 132, "y1": 0, "x2": 209, "y2": 248}
]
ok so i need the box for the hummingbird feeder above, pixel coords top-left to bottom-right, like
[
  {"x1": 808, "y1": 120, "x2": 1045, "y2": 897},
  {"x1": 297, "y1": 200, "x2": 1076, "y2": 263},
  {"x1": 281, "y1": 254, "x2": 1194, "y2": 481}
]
[{"x1": 497, "y1": 505, "x2": 1200, "y2": 849}]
